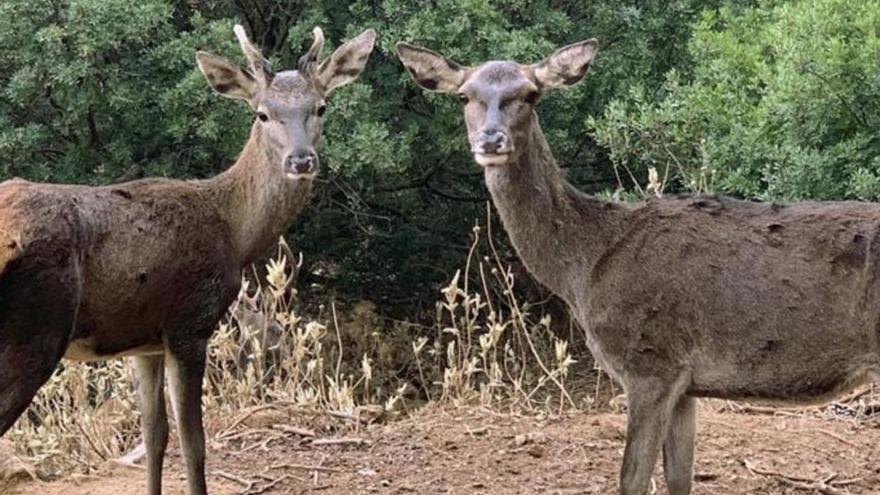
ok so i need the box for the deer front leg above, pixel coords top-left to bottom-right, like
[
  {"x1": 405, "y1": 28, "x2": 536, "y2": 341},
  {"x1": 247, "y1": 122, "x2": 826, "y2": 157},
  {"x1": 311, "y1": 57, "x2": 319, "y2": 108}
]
[
  {"x1": 133, "y1": 355, "x2": 169, "y2": 495},
  {"x1": 620, "y1": 372, "x2": 691, "y2": 495},
  {"x1": 662, "y1": 395, "x2": 696, "y2": 495},
  {"x1": 166, "y1": 340, "x2": 208, "y2": 495}
]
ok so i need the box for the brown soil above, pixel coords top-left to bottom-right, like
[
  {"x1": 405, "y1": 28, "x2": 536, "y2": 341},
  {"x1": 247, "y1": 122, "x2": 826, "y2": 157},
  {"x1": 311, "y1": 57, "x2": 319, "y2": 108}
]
[{"x1": 7, "y1": 404, "x2": 880, "y2": 494}]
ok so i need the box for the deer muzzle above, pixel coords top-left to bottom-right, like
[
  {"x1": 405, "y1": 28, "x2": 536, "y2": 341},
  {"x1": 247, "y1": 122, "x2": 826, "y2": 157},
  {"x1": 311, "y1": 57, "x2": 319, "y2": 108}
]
[
  {"x1": 284, "y1": 150, "x2": 319, "y2": 179},
  {"x1": 473, "y1": 129, "x2": 513, "y2": 166}
]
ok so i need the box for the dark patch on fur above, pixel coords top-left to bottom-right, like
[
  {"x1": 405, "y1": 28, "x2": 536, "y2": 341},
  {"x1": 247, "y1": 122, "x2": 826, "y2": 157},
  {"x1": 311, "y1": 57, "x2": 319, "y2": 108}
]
[
  {"x1": 687, "y1": 196, "x2": 726, "y2": 215},
  {"x1": 297, "y1": 53, "x2": 316, "y2": 73},
  {"x1": 214, "y1": 82, "x2": 234, "y2": 94},
  {"x1": 761, "y1": 339, "x2": 779, "y2": 352},
  {"x1": 832, "y1": 232, "x2": 868, "y2": 269},
  {"x1": 112, "y1": 189, "x2": 132, "y2": 200},
  {"x1": 215, "y1": 67, "x2": 237, "y2": 80},
  {"x1": 418, "y1": 77, "x2": 438, "y2": 90},
  {"x1": 332, "y1": 68, "x2": 362, "y2": 80}
]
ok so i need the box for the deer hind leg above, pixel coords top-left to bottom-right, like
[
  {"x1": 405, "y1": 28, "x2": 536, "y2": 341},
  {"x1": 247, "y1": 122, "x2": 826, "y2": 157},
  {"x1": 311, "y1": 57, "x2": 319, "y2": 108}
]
[
  {"x1": 662, "y1": 395, "x2": 696, "y2": 495},
  {"x1": 620, "y1": 372, "x2": 691, "y2": 495},
  {"x1": 0, "y1": 251, "x2": 81, "y2": 434},
  {"x1": 133, "y1": 355, "x2": 169, "y2": 495},
  {"x1": 166, "y1": 340, "x2": 208, "y2": 495}
]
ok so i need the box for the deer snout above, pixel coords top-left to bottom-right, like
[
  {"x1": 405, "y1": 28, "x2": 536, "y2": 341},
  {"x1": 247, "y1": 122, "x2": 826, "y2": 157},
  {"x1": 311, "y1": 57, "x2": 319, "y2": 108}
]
[
  {"x1": 284, "y1": 150, "x2": 319, "y2": 178},
  {"x1": 473, "y1": 129, "x2": 513, "y2": 166},
  {"x1": 477, "y1": 130, "x2": 510, "y2": 154}
]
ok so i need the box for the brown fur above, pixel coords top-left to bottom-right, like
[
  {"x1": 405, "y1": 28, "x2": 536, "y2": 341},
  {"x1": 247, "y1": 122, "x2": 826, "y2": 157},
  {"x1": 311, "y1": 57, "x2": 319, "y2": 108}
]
[
  {"x1": 0, "y1": 25, "x2": 375, "y2": 495},
  {"x1": 398, "y1": 39, "x2": 880, "y2": 495},
  {"x1": 0, "y1": 121, "x2": 312, "y2": 426}
]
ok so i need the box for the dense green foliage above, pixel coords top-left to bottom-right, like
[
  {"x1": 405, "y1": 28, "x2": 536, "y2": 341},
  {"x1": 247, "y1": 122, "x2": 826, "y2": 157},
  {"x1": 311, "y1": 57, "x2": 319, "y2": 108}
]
[
  {"x1": 4, "y1": 0, "x2": 874, "y2": 314},
  {"x1": 592, "y1": 0, "x2": 880, "y2": 201}
]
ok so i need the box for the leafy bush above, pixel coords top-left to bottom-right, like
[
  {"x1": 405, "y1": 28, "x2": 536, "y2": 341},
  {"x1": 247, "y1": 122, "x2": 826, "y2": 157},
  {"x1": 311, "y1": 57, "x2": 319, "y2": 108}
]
[
  {"x1": 0, "y1": 0, "x2": 723, "y2": 312},
  {"x1": 591, "y1": 0, "x2": 880, "y2": 201}
]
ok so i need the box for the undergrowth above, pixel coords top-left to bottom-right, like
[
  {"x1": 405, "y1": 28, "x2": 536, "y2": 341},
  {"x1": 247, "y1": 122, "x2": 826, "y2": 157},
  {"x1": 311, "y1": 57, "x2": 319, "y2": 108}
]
[{"x1": 8, "y1": 218, "x2": 590, "y2": 478}]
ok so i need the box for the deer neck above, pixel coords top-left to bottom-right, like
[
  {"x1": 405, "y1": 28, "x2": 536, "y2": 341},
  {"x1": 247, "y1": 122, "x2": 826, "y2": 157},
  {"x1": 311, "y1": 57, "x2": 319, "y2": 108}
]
[
  {"x1": 483, "y1": 116, "x2": 617, "y2": 303},
  {"x1": 207, "y1": 123, "x2": 313, "y2": 267}
]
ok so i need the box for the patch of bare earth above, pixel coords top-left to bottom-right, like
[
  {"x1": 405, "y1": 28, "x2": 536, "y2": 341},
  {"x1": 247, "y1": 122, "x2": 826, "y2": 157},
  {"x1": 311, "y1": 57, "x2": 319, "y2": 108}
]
[{"x1": 7, "y1": 404, "x2": 880, "y2": 494}]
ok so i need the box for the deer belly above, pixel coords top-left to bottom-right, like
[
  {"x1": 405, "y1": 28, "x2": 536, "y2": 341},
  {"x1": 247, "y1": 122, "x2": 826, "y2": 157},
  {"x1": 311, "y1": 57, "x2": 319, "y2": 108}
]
[
  {"x1": 689, "y1": 349, "x2": 878, "y2": 403},
  {"x1": 64, "y1": 338, "x2": 164, "y2": 362}
]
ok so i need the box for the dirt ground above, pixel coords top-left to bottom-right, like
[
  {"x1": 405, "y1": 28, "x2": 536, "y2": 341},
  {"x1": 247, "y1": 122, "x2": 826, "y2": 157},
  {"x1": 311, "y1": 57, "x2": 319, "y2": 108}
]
[{"x1": 6, "y1": 403, "x2": 880, "y2": 494}]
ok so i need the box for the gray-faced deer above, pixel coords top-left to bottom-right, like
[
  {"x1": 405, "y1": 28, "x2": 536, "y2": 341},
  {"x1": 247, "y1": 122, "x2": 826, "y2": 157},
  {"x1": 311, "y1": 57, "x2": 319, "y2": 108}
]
[
  {"x1": 0, "y1": 25, "x2": 375, "y2": 495},
  {"x1": 397, "y1": 40, "x2": 880, "y2": 495}
]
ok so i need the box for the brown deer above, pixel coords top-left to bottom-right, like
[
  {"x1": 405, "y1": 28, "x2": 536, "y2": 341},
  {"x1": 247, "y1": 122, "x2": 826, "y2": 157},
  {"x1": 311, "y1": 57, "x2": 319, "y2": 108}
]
[
  {"x1": 397, "y1": 39, "x2": 880, "y2": 494},
  {"x1": 0, "y1": 25, "x2": 375, "y2": 495}
]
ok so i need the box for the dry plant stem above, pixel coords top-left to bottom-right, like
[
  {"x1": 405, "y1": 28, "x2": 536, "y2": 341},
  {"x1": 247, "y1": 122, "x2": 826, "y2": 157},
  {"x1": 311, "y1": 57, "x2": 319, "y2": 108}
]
[
  {"x1": 810, "y1": 429, "x2": 858, "y2": 448},
  {"x1": 491, "y1": 261, "x2": 575, "y2": 409},
  {"x1": 413, "y1": 350, "x2": 432, "y2": 402},
  {"x1": 332, "y1": 302, "x2": 343, "y2": 383},
  {"x1": 272, "y1": 425, "x2": 316, "y2": 437},
  {"x1": 311, "y1": 437, "x2": 370, "y2": 446},
  {"x1": 74, "y1": 421, "x2": 108, "y2": 461},
  {"x1": 218, "y1": 404, "x2": 284, "y2": 438},
  {"x1": 663, "y1": 141, "x2": 689, "y2": 193},
  {"x1": 721, "y1": 403, "x2": 812, "y2": 416},
  {"x1": 462, "y1": 223, "x2": 480, "y2": 360},
  {"x1": 247, "y1": 475, "x2": 292, "y2": 495},
  {"x1": 214, "y1": 470, "x2": 256, "y2": 491},
  {"x1": 271, "y1": 463, "x2": 342, "y2": 473},
  {"x1": 485, "y1": 210, "x2": 528, "y2": 397},
  {"x1": 477, "y1": 214, "x2": 495, "y2": 318},
  {"x1": 742, "y1": 459, "x2": 860, "y2": 495}
]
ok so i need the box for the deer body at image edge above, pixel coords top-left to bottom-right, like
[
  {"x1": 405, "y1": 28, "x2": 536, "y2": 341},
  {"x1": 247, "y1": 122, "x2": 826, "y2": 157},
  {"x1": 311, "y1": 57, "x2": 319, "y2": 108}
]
[
  {"x1": 0, "y1": 25, "x2": 376, "y2": 495},
  {"x1": 397, "y1": 40, "x2": 880, "y2": 495}
]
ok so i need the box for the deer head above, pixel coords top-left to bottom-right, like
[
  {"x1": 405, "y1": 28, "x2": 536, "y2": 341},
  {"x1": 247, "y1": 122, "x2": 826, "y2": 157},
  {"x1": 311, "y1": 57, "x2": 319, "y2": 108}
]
[
  {"x1": 197, "y1": 25, "x2": 376, "y2": 179},
  {"x1": 396, "y1": 39, "x2": 598, "y2": 167}
]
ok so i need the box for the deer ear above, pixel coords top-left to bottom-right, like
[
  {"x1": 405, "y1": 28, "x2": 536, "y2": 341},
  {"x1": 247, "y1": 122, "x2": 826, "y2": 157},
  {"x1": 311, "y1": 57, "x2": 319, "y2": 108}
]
[
  {"x1": 315, "y1": 29, "x2": 377, "y2": 95},
  {"x1": 196, "y1": 51, "x2": 259, "y2": 107},
  {"x1": 396, "y1": 42, "x2": 466, "y2": 93},
  {"x1": 532, "y1": 39, "x2": 598, "y2": 89}
]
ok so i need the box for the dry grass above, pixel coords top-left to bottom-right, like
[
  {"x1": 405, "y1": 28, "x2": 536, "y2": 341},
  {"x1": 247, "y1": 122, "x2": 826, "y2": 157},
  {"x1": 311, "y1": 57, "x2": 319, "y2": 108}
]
[
  {"x1": 8, "y1": 223, "x2": 588, "y2": 479},
  {"x1": 10, "y1": 214, "x2": 877, "y2": 482}
]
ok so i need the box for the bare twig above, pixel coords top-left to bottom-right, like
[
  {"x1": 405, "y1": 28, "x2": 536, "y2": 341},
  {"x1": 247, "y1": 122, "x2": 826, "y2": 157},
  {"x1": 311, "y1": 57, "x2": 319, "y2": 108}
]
[
  {"x1": 811, "y1": 429, "x2": 859, "y2": 448},
  {"x1": 214, "y1": 470, "x2": 256, "y2": 493},
  {"x1": 218, "y1": 404, "x2": 284, "y2": 438},
  {"x1": 741, "y1": 459, "x2": 860, "y2": 495},
  {"x1": 271, "y1": 463, "x2": 343, "y2": 473},
  {"x1": 311, "y1": 437, "x2": 371, "y2": 447},
  {"x1": 248, "y1": 474, "x2": 292, "y2": 494},
  {"x1": 272, "y1": 424, "x2": 317, "y2": 437}
]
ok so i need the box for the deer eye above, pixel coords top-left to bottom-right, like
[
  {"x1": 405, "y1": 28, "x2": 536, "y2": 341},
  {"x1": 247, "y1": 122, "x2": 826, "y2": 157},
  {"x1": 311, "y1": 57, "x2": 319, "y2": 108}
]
[
  {"x1": 525, "y1": 91, "x2": 540, "y2": 105},
  {"x1": 317, "y1": 105, "x2": 327, "y2": 117},
  {"x1": 256, "y1": 111, "x2": 269, "y2": 122},
  {"x1": 458, "y1": 93, "x2": 469, "y2": 105}
]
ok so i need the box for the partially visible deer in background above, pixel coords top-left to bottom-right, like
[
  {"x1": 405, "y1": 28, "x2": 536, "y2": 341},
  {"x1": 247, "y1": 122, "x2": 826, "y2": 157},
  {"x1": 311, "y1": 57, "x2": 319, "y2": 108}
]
[
  {"x1": 0, "y1": 24, "x2": 376, "y2": 495},
  {"x1": 398, "y1": 39, "x2": 880, "y2": 495},
  {"x1": 228, "y1": 239, "x2": 301, "y2": 389}
]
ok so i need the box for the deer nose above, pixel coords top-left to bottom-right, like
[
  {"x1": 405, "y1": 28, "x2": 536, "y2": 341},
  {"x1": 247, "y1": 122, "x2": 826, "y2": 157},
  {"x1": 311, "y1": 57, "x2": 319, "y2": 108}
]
[
  {"x1": 285, "y1": 151, "x2": 319, "y2": 176},
  {"x1": 478, "y1": 130, "x2": 509, "y2": 155}
]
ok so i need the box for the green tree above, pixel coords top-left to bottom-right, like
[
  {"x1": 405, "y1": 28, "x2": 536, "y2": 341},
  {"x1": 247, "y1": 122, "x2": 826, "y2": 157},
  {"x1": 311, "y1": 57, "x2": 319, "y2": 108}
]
[
  {"x1": 0, "y1": 0, "x2": 743, "y2": 315},
  {"x1": 592, "y1": 0, "x2": 880, "y2": 202}
]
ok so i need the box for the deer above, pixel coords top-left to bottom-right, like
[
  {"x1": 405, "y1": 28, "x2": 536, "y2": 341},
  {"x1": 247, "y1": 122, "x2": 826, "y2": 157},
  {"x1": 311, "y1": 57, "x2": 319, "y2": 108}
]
[
  {"x1": 0, "y1": 24, "x2": 376, "y2": 495},
  {"x1": 397, "y1": 39, "x2": 880, "y2": 495}
]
